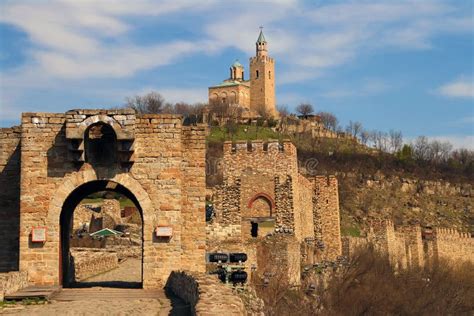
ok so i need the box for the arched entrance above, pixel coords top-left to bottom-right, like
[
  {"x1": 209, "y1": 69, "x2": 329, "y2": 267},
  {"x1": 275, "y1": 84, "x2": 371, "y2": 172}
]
[{"x1": 60, "y1": 180, "x2": 144, "y2": 288}]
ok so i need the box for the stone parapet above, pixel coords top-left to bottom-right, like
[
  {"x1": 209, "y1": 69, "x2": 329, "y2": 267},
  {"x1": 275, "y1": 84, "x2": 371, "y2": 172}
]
[
  {"x1": 166, "y1": 271, "x2": 246, "y2": 315},
  {"x1": 0, "y1": 271, "x2": 28, "y2": 301},
  {"x1": 71, "y1": 250, "x2": 119, "y2": 281}
]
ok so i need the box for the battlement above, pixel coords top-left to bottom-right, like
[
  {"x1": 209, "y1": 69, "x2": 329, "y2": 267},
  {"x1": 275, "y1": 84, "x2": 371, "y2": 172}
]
[
  {"x1": 368, "y1": 219, "x2": 395, "y2": 234},
  {"x1": 434, "y1": 228, "x2": 472, "y2": 240},
  {"x1": 249, "y1": 56, "x2": 274, "y2": 64},
  {"x1": 223, "y1": 140, "x2": 295, "y2": 156},
  {"x1": 313, "y1": 175, "x2": 338, "y2": 188},
  {"x1": 0, "y1": 126, "x2": 21, "y2": 137}
]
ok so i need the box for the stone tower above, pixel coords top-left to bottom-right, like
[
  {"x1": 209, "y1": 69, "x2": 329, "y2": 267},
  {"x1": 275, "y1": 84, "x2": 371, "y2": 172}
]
[
  {"x1": 250, "y1": 29, "x2": 277, "y2": 117},
  {"x1": 230, "y1": 60, "x2": 244, "y2": 81}
]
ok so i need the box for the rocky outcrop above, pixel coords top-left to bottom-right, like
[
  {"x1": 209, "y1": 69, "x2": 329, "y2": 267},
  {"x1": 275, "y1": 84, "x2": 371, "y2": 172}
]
[{"x1": 337, "y1": 172, "x2": 473, "y2": 233}]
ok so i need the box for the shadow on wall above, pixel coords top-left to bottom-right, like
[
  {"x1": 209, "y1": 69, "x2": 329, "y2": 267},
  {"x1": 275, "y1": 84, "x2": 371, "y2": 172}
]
[
  {"x1": 0, "y1": 143, "x2": 20, "y2": 272},
  {"x1": 47, "y1": 125, "x2": 76, "y2": 178},
  {"x1": 46, "y1": 125, "x2": 122, "y2": 179}
]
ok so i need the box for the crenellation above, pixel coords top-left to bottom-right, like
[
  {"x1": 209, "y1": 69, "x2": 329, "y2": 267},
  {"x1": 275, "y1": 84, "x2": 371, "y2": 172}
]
[
  {"x1": 0, "y1": 109, "x2": 207, "y2": 287},
  {"x1": 344, "y1": 222, "x2": 473, "y2": 268}
]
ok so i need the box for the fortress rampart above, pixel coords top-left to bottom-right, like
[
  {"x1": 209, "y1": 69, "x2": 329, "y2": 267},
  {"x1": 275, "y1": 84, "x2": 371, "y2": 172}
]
[{"x1": 343, "y1": 220, "x2": 474, "y2": 268}]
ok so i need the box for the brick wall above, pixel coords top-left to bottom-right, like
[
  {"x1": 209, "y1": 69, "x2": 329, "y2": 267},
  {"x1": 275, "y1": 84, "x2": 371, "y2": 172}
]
[
  {"x1": 17, "y1": 110, "x2": 206, "y2": 287},
  {"x1": 296, "y1": 174, "x2": 314, "y2": 240},
  {"x1": 0, "y1": 127, "x2": 21, "y2": 272},
  {"x1": 313, "y1": 176, "x2": 342, "y2": 260},
  {"x1": 256, "y1": 235, "x2": 301, "y2": 286}
]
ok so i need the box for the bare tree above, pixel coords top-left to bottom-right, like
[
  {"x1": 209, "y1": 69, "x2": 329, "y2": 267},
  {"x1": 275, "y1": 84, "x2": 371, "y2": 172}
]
[
  {"x1": 345, "y1": 121, "x2": 363, "y2": 139},
  {"x1": 317, "y1": 111, "x2": 338, "y2": 131},
  {"x1": 360, "y1": 129, "x2": 370, "y2": 145},
  {"x1": 125, "y1": 91, "x2": 166, "y2": 114},
  {"x1": 296, "y1": 103, "x2": 314, "y2": 117},
  {"x1": 389, "y1": 130, "x2": 403, "y2": 153},
  {"x1": 277, "y1": 105, "x2": 289, "y2": 118},
  {"x1": 209, "y1": 102, "x2": 230, "y2": 125},
  {"x1": 370, "y1": 130, "x2": 389, "y2": 151},
  {"x1": 413, "y1": 136, "x2": 430, "y2": 160},
  {"x1": 256, "y1": 103, "x2": 270, "y2": 120},
  {"x1": 429, "y1": 140, "x2": 453, "y2": 163}
]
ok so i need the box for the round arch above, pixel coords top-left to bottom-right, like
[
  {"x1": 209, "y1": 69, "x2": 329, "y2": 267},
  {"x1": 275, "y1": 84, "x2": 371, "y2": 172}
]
[
  {"x1": 77, "y1": 115, "x2": 130, "y2": 140},
  {"x1": 59, "y1": 180, "x2": 144, "y2": 286},
  {"x1": 47, "y1": 170, "x2": 154, "y2": 287}
]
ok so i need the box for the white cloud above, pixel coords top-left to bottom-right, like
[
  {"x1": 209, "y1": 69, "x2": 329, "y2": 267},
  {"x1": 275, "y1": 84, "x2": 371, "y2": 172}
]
[
  {"x1": 405, "y1": 135, "x2": 474, "y2": 150},
  {"x1": 321, "y1": 79, "x2": 389, "y2": 98},
  {"x1": 437, "y1": 78, "x2": 474, "y2": 98},
  {"x1": 129, "y1": 87, "x2": 207, "y2": 104},
  {"x1": 0, "y1": 0, "x2": 472, "y2": 93},
  {"x1": 430, "y1": 135, "x2": 474, "y2": 150}
]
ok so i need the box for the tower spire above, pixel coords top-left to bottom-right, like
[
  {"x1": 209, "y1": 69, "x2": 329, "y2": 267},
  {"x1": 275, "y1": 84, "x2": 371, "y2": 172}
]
[{"x1": 256, "y1": 27, "x2": 267, "y2": 57}]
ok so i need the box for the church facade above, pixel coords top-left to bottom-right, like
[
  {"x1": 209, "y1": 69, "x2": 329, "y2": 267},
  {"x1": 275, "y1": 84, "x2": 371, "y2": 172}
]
[{"x1": 208, "y1": 30, "x2": 277, "y2": 117}]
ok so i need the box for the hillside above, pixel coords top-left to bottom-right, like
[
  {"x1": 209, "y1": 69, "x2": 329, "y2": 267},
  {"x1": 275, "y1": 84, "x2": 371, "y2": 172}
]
[{"x1": 206, "y1": 125, "x2": 474, "y2": 235}]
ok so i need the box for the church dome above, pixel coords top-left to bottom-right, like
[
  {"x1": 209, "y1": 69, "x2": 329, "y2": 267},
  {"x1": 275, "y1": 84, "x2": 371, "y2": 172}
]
[{"x1": 232, "y1": 60, "x2": 243, "y2": 68}]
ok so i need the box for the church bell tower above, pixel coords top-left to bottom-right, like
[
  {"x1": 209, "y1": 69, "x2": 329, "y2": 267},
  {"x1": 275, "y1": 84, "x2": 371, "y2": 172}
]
[{"x1": 250, "y1": 28, "x2": 276, "y2": 117}]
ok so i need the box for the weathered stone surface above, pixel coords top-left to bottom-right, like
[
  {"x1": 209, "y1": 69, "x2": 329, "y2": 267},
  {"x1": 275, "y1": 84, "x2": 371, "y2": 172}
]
[
  {"x1": 0, "y1": 271, "x2": 28, "y2": 301},
  {"x1": 166, "y1": 270, "x2": 246, "y2": 316},
  {"x1": 0, "y1": 110, "x2": 206, "y2": 288},
  {"x1": 342, "y1": 220, "x2": 474, "y2": 269},
  {"x1": 0, "y1": 126, "x2": 21, "y2": 272},
  {"x1": 71, "y1": 249, "x2": 119, "y2": 281}
]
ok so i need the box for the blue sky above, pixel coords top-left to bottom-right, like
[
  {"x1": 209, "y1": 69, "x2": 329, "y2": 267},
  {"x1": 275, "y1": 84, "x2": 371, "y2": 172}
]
[{"x1": 0, "y1": 0, "x2": 473, "y2": 148}]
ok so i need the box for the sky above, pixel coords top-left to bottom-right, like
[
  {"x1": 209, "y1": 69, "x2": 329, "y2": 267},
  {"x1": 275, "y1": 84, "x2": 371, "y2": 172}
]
[{"x1": 0, "y1": 0, "x2": 473, "y2": 148}]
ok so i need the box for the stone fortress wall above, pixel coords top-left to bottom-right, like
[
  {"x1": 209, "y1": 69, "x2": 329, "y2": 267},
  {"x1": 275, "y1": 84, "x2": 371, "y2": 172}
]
[
  {"x1": 343, "y1": 220, "x2": 474, "y2": 268},
  {"x1": 0, "y1": 109, "x2": 207, "y2": 288},
  {"x1": 208, "y1": 139, "x2": 343, "y2": 284},
  {"x1": 0, "y1": 127, "x2": 21, "y2": 273}
]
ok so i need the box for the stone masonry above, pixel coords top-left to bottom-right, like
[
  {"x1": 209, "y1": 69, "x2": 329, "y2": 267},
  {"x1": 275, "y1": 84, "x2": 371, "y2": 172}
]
[
  {"x1": 166, "y1": 270, "x2": 247, "y2": 316},
  {"x1": 0, "y1": 109, "x2": 207, "y2": 288},
  {"x1": 342, "y1": 220, "x2": 474, "y2": 269},
  {"x1": 0, "y1": 127, "x2": 21, "y2": 272},
  {"x1": 208, "y1": 139, "x2": 342, "y2": 285}
]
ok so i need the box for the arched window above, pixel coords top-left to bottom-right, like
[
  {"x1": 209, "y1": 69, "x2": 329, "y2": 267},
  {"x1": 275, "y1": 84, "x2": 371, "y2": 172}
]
[
  {"x1": 256, "y1": 70, "x2": 259, "y2": 79},
  {"x1": 84, "y1": 122, "x2": 117, "y2": 165},
  {"x1": 245, "y1": 193, "x2": 275, "y2": 218}
]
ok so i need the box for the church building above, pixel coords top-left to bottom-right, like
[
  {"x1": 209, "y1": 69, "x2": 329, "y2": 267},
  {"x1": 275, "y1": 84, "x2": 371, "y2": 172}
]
[{"x1": 208, "y1": 29, "x2": 277, "y2": 117}]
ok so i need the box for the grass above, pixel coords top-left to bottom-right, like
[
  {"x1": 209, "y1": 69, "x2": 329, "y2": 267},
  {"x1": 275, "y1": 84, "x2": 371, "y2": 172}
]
[
  {"x1": 341, "y1": 225, "x2": 361, "y2": 237},
  {"x1": 0, "y1": 298, "x2": 47, "y2": 308},
  {"x1": 0, "y1": 300, "x2": 16, "y2": 308},
  {"x1": 207, "y1": 125, "x2": 280, "y2": 143}
]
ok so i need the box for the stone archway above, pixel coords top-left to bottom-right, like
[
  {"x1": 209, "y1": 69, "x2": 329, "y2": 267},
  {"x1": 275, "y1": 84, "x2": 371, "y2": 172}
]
[
  {"x1": 59, "y1": 179, "x2": 144, "y2": 287},
  {"x1": 46, "y1": 170, "x2": 154, "y2": 287}
]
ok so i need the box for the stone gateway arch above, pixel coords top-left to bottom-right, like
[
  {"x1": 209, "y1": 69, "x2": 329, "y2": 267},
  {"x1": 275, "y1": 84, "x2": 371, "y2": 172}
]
[{"x1": 0, "y1": 109, "x2": 206, "y2": 288}]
